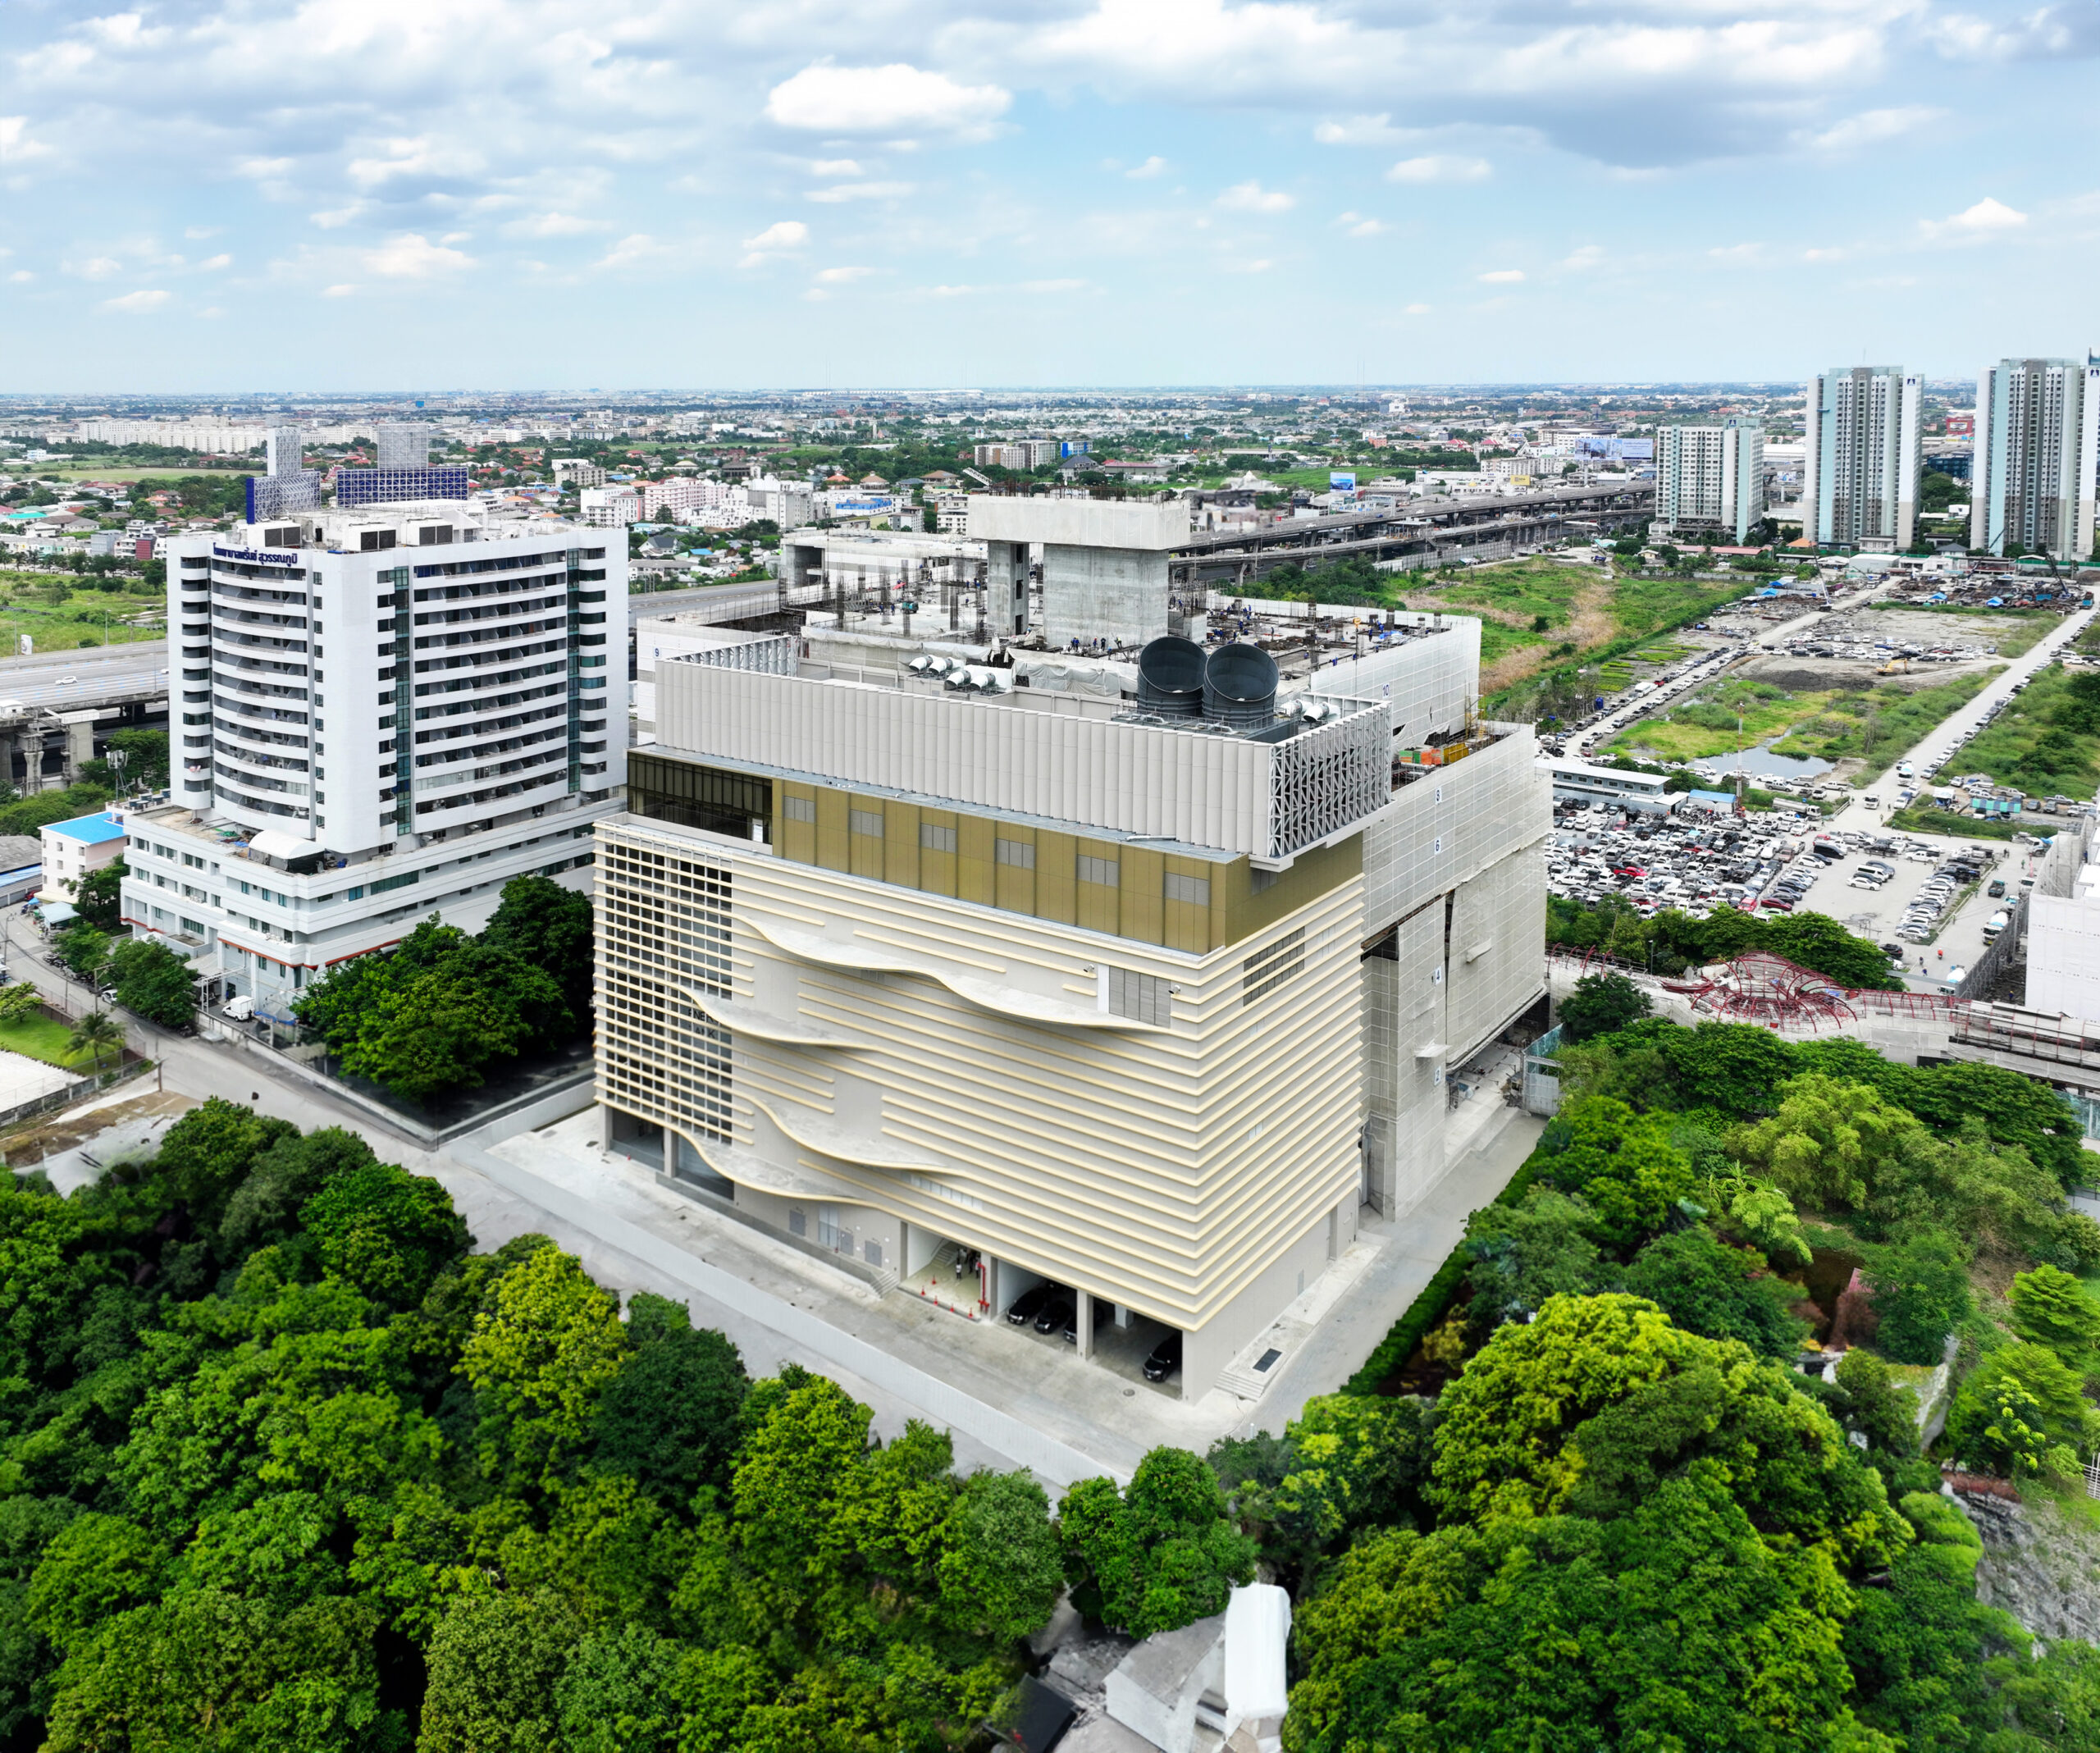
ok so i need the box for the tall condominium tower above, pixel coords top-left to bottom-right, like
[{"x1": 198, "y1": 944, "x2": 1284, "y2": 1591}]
[
  {"x1": 1971, "y1": 355, "x2": 2100, "y2": 563},
  {"x1": 1802, "y1": 366, "x2": 1923, "y2": 551},
  {"x1": 1654, "y1": 420, "x2": 1765, "y2": 546},
  {"x1": 136, "y1": 499, "x2": 626, "y2": 1015},
  {"x1": 592, "y1": 496, "x2": 1548, "y2": 1399}
]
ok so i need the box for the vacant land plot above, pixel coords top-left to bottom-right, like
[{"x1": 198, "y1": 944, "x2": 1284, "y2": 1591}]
[
  {"x1": 0, "y1": 575, "x2": 162, "y2": 649},
  {"x1": 1865, "y1": 602, "x2": 2057, "y2": 659},
  {"x1": 1606, "y1": 669, "x2": 1999, "y2": 769},
  {"x1": 1930, "y1": 660, "x2": 2100, "y2": 798},
  {"x1": 1404, "y1": 556, "x2": 1749, "y2": 695}
]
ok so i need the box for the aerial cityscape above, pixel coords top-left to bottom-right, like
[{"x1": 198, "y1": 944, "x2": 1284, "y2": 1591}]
[{"x1": 3, "y1": 2, "x2": 2100, "y2": 1750}]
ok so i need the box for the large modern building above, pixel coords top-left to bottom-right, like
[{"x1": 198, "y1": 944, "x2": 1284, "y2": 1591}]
[
  {"x1": 1654, "y1": 421, "x2": 1765, "y2": 545},
  {"x1": 591, "y1": 499, "x2": 1547, "y2": 1399},
  {"x1": 133, "y1": 498, "x2": 627, "y2": 1016},
  {"x1": 1970, "y1": 355, "x2": 2100, "y2": 563},
  {"x1": 1803, "y1": 366, "x2": 1924, "y2": 551}
]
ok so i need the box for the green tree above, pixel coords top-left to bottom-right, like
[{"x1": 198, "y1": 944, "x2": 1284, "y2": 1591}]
[
  {"x1": 1463, "y1": 1188, "x2": 1604, "y2": 1333},
  {"x1": 1057, "y1": 1448, "x2": 1258, "y2": 1637},
  {"x1": 555, "y1": 1622, "x2": 682, "y2": 1753},
  {"x1": 463, "y1": 1244, "x2": 628, "y2": 1492},
  {"x1": 0, "y1": 980, "x2": 43, "y2": 1025},
  {"x1": 302, "y1": 1157, "x2": 472, "y2": 1308},
  {"x1": 72, "y1": 856, "x2": 125, "y2": 932},
  {"x1": 1558, "y1": 970, "x2": 1653, "y2": 1042},
  {"x1": 2007, "y1": 1262, "x2": 2100, "y2": 1367},
  {"x1": 1946, "y1": 1342, "x2": 2098, "y2": 1478},
  {"x1": 1619, "y1": 1226, "x2": 1807, "y2": 1358},
  {"x1": 66, "y1": 1008, "x2": 123, "y2": 1072},
  {"x1": 107, "y1": 936, "x2": 199, "y2": 1028},
  {"x1": 483, "y1": 874, "x2": 597, "y2": 1039},
  {"x1": 1861, "y1": 1230, "x2": 1973, "y2": 1364},
  {"x1": 593, "y1": 1293, "x2": 749, "y2": 1501},
  {"x1": 420, "y1": 1590, "x2": 580, "y2": 1753},
  {"x1": 1532, "y1": 1095, "x2": 1696, "y2": 1246},
  {"x1": 52, "y1": 922, "x2": 111, "y2": 987},
  {"x1": 935, "y1": 1470, "x2": 1064, "y2": 1644}
]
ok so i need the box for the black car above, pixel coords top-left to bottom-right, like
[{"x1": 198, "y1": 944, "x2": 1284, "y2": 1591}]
[
  {"x1": 1005, "y1": 1284, "x2": 1061, "y2": 1326},
  {"x1": 1035, "y1": 1295, "x2": 1075, "y2": 1335},
  {"x1": 1142, "y1": 1333, "x2": 1183, "y2": 1382},
  {"x1": 1882, "y1": 943, "x2": 1905, "y2": 960}
]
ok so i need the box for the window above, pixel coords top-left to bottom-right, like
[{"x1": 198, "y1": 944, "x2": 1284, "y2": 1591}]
[
  {"x1": 1243, "y1": 925, "x2": 1306, "y2": 1005},
  {"x1": 920, "y1": 822, "x2": 956, "y2": 852},
  {"x1": 864, "y1": 1238, "x2": 883, "y2": 1268},
  {"x1": 1107, "y1": 967, "x2": 1171, "y2": 1027},
  {"x1": 995, "y1": 838, "x2": 1034, "y2": 870},
  {"x1": 783, "y1": 795, "x2": 815, "y2": 824},
  {"x1": 1165, "y1": 872, "x2": 1211, "y2": 906},
  {"x1": 1077, "y1": 854, "x2": 1119, "y2": 887},
  {"x1": 1250, "y1": 866, "x2": 1281, "y2": 895},
  {"x1": 850, "y1": 808, "x2": 884, "y2": 838}
]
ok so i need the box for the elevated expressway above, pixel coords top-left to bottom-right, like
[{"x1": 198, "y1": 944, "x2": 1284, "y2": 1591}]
[{"x1": 1169, "y1": 481, "x2": 1655, "y2": 591}]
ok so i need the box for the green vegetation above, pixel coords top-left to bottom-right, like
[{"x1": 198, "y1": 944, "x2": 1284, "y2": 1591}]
[
  {"x1": 1548, "y1": 895, "x2": 1907, "y2": 989},
  {"x1": 1774, "y1": 669, "x2": 2001, "y2": 764},
  {"x1": 1933, "y1": 662, "x2": 2100, "y2": 798},
  {"x1": 0, "y1": 1100, "x2": 1192, "y2": 1751},
  {"x1": 0, "y1": 784, "x2": 116, "y2": 839},
  {"x1": 1610, "y1": 668, "x2": 1999, "y2": 771},
  {"x1": 1888, "y1": 803, "x2": 2028, "y2": 840},
  {"x1": 0, "y1": 1007, "x2": 99, "y2": 1069},
  {"x1": 1285, "y1": 1019, "x2": 2100, "y2": 1747},
  {"x1": 1556, "y1": 970, "x2": 1653, "y2": 1042},
  {"x1": 0, "y1": 576, "x2": 162, "y2": 651},
  {"x1": 294, "y1": 877, "x2": 596, "y2": 1103},
  {"x1": 107, "y1": 937, "x2": 199, "y2": 1029}
]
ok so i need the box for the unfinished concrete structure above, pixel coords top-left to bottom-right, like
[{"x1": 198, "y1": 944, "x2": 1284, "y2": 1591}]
[{"x1": 968, "y1": 495, "x2": 1189, "y2": 650}]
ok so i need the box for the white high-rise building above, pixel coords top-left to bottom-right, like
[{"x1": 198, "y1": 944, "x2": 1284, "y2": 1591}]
[
  {"x1": 263, "y1": 426, "x2": 303, "y2": 477},
  {"x1": 1971, "y1": 355, "x2": 2100, "y2": 563},
  {"x1": 1654, "y1": 420, "x2": 1765, "y2": 545},
  {"x1": 376, "y1": 422, "x2": 431, "y2": 469},
  {"x1": 1802, "y1": 367, "x2": 1923, "y2": 552},
  {"x1": 135, "y1": 500, "x2": 627, "y2": 1013}
]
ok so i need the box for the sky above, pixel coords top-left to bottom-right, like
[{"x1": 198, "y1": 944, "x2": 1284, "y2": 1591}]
[{"x1": 3, "y1": 0, "x2": 2099, "y2": 393}]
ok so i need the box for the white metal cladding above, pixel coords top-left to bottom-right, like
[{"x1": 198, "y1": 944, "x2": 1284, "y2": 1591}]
[
  {"x1": 1360, "y1": 723, "x2": 1549, "y2": 931},
  {"x1": 1308, "y1": 620, "x2": 1480, "y2": 749},
  {"x1": 656, "y1": 661, "x2": 1390, "y2": 857},
  {"x1": 669, "y1": 633, "x2": 798, "y2": 674},
  {"x1": 1270, "y1": 704, "x2": 1390, "y2": 856}
]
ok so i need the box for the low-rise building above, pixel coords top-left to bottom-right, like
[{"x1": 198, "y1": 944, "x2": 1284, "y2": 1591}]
[{"x1": 39, "y1": 810, "x2": 126, "y2": 904}]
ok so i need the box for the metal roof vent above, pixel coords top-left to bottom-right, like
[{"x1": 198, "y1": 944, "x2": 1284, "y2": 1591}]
[
  {"x1": 1137, "y1": 634, "x2": 1207, "y2": 718},
  {"x1": 1203, "y1": 641, "x2": 1278, "y2": 732}
]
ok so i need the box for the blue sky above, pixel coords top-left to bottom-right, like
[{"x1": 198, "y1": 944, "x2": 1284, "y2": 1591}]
[{"x1": 3, "y1": 0, "x2": 2098, "y2": 392}]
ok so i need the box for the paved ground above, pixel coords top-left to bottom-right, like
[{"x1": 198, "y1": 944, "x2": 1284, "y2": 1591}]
[
  {"x1": 1769, "y1": 839, "x2": 2016, "y2": 993},
  {"x1": 0, "y1": 1043, "x2": 75, "y2": 1111}
]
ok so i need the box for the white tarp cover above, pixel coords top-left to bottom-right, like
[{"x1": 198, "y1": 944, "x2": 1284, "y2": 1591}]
[
  {"x1": 1223, "y1": 1582, "x2": 1291, "y2": 1724},
  {"x1": 248, "y1": 828, "x2": 314, "y2": 859}
]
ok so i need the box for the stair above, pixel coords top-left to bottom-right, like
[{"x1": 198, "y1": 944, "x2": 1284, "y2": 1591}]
[{"x1": 1216, "y1": 1317, "x2": 1311, "y2": 1402}]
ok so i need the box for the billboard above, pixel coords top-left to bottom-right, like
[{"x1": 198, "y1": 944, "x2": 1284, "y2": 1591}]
[
  {"x1": 1329, "y1": 472, "x2": 1358, "y2": 491},
  {"x1": 336, "y1": 466, "x2": 472, "y2": 507}
]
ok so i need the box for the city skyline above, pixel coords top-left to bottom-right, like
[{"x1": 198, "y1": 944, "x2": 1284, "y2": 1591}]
[{"x1": 4, "y1": 0, "x2": 2098, "y2": 391}]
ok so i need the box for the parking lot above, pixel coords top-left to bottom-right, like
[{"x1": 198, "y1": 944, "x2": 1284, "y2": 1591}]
[{"x1": 1549, "y1": 802, "x2": 2028, "y2": 993}]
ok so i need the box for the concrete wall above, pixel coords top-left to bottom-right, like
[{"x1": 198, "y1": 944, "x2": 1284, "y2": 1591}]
[
  {"x1": 1183, "y1": 1204, "x2": 1340, "y2": 1395},
  {"x1": 967, "y1": 495, "x2": 1189, "y2": 550},
  {"x1": 2028, "y1": 892, "x2": 2100, "y2": 1020},
  {"x1": 1309, "y1": 619, "x2": 1481, "y2": 749},
  {"x1": 1041, "y1": 541, "x2": 1170, "y2": 650}
]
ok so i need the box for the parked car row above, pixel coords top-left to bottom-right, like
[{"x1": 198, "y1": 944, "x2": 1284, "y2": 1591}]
[{"x1": 1000, "y1": 1281, "x2": 1181, "y2": 1381}]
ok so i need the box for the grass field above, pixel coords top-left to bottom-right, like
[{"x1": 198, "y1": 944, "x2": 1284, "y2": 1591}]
[
  {"x1": 32, "y1": 466, "x2": 248, "y2": 482},
  {"x1": 0, "y1": 1012, "x2": 98, "y2": 1070},
  {"x1": 1886, "y1": 804, "x2": 2025, "y2": 841},
  {"x1": 1607, "y1": 669, "x2": 2000, "y2": 769},
  {"x1": 0, "y1": 573, "x2": 164, "y2": 651},
  {"x1": 1927, "y1": 660, "x2": 2100, "y2": 797}
]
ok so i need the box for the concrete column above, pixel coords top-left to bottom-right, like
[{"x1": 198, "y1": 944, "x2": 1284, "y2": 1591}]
[
  {"x1": 664, "y1": 1130, "x2": 680, "y2": 1179},
  {"x1": 1074, "y1": 1288, "x2": 1094, "y2": 1360},
  {"x1": 599, "y1": 1102, "x2": 614, "y2": 1152},
  {"x1": 1112, "y1": 1303, "x2": 1134, "y2": 1330},
  {"x1": 64, "y1": 719, "x2": 94, "y2": 783}
]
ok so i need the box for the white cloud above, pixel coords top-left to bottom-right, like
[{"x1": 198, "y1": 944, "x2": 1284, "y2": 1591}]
[
  {"x1": 1217, "y1": 180, "x2": 1294, "y2": 212},
  {"x1": 814, "y1": 264, "x2": 873, "y2": 283},
  {"x1": 346, "y1": 136, "x2": 485, "y2": 189},
  {"x1": 323, "y1": 284, "x2": 357, "y2": 297},
  {"x1": 595, "y1": 233, "x2": 667, "y2": 272},
  {"x1": 101, "y1": 289, "x2": 169, "y2": 313},
  {"x1": 1404, "y1": 302, "x2": 1432, "y2": 314},
  {"x1": 742, "y1": 221, "x2": 808, "y2": 252},
  {"x1": 1920, "y1": 195, "x2": 2027, "y2": 239},
  {"x1": 1388, "y1": 155, "x2": 1491, "y2": 184},
  {"x1": 1479, "y1": 268, "x2": 1525, "y2": 282},
  {"x1": 1315, "y1": 114, "x2": 1414, "y2": 147},
  {"x1": 1336, "y1": 212, "x2": 1386, "y2": 237},
  {"x1": 183, "y1": 226, "x2": 220, "y2": 240},
  {"x1": 1708, "y1": 241, "x2": 1764, "y2": 262},
  {"x1": 1125, "y1": 156, "x2": 1167, "y2": 178},
  {"x1": 1562, "y1": 244, "x2": 1605, "y2": 269},
  {"x1": 810, "y1": 158, "x2": 861, "y2": 176},
  {"x1": 806, "y1": 181, "x2": 914, "y2": 203},
  {"x1": 363, "y1": 233, "x2": 473, "y2": 277},
  {"x1": 310, "y1": 204, "x2": 366, "y2": 230},
  {"x1": 71, "y1": 255, "x2": 124, "y2": 280},
  {"x1": 197, "y1": 253, "x2": 231, "y2": 270},
  {"x1": 765, "y1": 63, "x2": 1010, "y2": 136},
  {"x1": 233, "y1": 156, "x2": 293, "y2": 181},
  {"x1": 504, "y1": 212, "x2": 604, "y2": 238},
  {"x1": 0, "y1": 117, "x2": 53, "y2": 166},
  {"x1": 1806, "y1": 106, "x2": 1942, "y2": 152},
  {"x1": 9, "y1": 271, "x2": 34, "y2": 284}
]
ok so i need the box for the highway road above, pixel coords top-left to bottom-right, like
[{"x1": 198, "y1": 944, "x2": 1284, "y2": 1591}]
[{"x1": 0, "y1": 640, "x2": 167, "y2": 711}]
